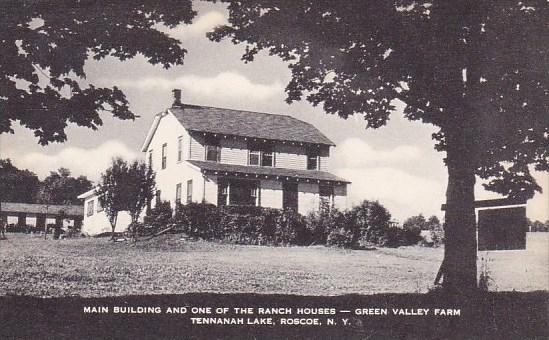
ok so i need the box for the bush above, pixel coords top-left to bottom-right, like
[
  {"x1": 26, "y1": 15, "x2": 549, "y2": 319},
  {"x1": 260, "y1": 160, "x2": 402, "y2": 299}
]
[
  {"x1": 146, "y1": 199, "x2": 428, "y2": 249},
  {"x1": 403, "y1": 214, "x2": 443, "y2": 247},
  {"x1": 305, "y1": 209, "x2": 348, "y2": 245},
  {"x1": 144, "y1": 200, "x2": 173, "y2": 233},
  {"x1": 347, "y1": 200, "x2": 392, "y2": 246},
  {"x1": 326, "y1": 227, "x2": 354, "y2": 248}
]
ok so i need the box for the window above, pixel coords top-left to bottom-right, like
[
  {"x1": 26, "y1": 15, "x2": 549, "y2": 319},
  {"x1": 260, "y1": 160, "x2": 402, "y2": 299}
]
[
  {"x1": 217, "y1": 179, "x2": 229, "y2": 206},
  {"x1": 248, "y1": 143, "x2": 274, "y2": 167},
  {"x1": 148, "y1": 150, "x2": 153, "y2": 169},
  {"x1": 262, "y1": 147, "x2": 274, "y2": 167},
  {"x1": 161, "y1": 143, "x2": 167, "y2": 169},
  {"x1": 206, "y1": 145, "x2": 221, "y2": 162},
  {"x1": 319, "y1": 184, "x2": 334, "y2": 210},
  {"x1": 205, "y1": 136, "x2": 221, "y2": 162},
  {"x1": 177, "y1": 136, "x2": 183, "y2": 162},
  {"x1": 156, "y1": 190, "x2": 162, "y2": 205},
  {"x1": 307, "y1": 149, "x2": 319, "y2": 170},
  {"x1": 249, "y1": 149, "x2": 261, "y2": 166},
  {"x1": 175, "y1": 183, "x2": 182, "y2": 204},
  {"x1": 186, "y1": 180, "x2": 193, "y2": 203},
  {"x1": 87, "y1": 200, "x2": 95, "y2": 216},
  {"x1": 227, "y1": 179, "x2": 259, "y2": 206}
]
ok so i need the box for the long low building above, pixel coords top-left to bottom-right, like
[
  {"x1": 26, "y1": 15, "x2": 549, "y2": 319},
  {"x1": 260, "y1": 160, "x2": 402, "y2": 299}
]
[{"x1": 0, "y1": 202, "x2": 84, "y2": 229}]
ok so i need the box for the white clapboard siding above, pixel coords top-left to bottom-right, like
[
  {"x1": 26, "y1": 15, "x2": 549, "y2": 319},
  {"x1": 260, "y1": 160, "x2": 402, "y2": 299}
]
[
  {"x1": 275, "y1": 144, "x2": 307, "y2": 170},
  {"x1": 189, "y1": 134, "x2": 205, "y2": 160},
  {"x1": 220, "y1": 139, "x2": 248, "y2": 166}
]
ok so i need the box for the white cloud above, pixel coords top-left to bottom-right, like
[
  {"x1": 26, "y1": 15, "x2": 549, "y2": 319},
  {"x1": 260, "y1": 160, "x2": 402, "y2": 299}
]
[
  {"x1": 114, "y1": 71, "x2": 284, "y2": 101},
  {"x1": 166, "y1": 11, "x2": 228, "y2": 39},
  {"x1": 7, "y1": 140, "x2": 139, "y2": 182},
  {"x1": 336, "y1": 167, "x2": 445, "y2": 222},
  {"x1": 332, "y1": 138, "x2": 444, "y2": 221},
  {"x1": 333, "y1": 137, "x2": 422, "y2": 167}
]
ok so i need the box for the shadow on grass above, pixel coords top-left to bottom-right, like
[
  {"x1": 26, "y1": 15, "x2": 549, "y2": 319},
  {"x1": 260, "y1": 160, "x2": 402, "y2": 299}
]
[{"x1": 0, "y1": 291, "x2": 547, "y2": 340}]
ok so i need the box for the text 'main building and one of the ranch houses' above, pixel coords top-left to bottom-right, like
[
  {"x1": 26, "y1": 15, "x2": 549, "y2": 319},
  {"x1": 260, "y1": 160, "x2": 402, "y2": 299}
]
[{"x1": 78, "y1": 90, "x2": 350, "y2": 235}]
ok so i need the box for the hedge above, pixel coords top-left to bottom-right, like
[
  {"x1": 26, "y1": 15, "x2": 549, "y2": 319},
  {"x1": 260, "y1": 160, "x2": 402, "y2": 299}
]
[{"x1": 145, "y1": 200, "x2": 423, "y2": 248}]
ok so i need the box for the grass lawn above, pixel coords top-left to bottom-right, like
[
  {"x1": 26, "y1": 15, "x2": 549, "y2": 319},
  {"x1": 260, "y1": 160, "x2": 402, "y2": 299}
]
[{"x1": 1, "y1": 232, "x2": 546, "y2": 297}]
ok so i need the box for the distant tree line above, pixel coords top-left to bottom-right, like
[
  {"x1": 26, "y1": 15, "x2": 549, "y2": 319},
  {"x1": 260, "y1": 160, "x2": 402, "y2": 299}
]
[
  {"x1": 527, "y1": 219, "x2": 549, "y2": 232},
  {"x1": 0, "y1": 158, "x2": 92, "y2": 205}
]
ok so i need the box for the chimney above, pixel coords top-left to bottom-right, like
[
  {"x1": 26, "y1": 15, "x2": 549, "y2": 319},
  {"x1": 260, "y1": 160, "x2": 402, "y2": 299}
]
[{"x1": 172, "y1": 89, "x2": 182, "y2": 107}]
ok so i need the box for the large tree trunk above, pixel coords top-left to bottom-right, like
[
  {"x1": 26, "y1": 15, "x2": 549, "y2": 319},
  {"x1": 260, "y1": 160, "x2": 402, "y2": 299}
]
[{"x1": 440, "y1": 139, "x2": 478, "y2": 292}]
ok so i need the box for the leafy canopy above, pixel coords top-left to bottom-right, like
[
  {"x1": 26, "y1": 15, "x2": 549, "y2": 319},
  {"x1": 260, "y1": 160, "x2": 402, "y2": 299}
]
[
  {"x1": 36, "y1": 168, "x2": 93, "y2": 205},
  {"x1": 0, "y1": 159, "x2": 40, "y2": 203},
  {"x1": 1, "y1": 0, "x2": 195, "y2": 144},
  {"x1": 209, "y1": 0, "x2": 549, "y2": 198},
  {"x1": 98, "y1": 157, "x2": 155, "y2": 228}
]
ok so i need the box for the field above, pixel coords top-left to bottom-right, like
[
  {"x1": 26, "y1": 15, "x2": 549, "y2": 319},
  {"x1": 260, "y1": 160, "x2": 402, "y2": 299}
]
[{"x1": 0, "y1": 232, "x2": 546, "y2": 297}]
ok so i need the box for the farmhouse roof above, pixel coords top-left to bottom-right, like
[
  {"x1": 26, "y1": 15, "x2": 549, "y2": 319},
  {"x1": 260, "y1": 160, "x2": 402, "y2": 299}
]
[
  {"x1": 187, "y1": 160, "x2": 350, "y2": 184},
  {"x1": 0, "y1": 202, "x2": 84, "y2": 217},
  {"x1": 141, "y1": 103, "x2": 335, "y2": 151}
]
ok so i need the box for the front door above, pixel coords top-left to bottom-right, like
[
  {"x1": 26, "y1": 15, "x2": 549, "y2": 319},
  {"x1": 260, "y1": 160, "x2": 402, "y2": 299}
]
[{"x1": 283, "y1": 182, "x2": 298, "y2": 211}]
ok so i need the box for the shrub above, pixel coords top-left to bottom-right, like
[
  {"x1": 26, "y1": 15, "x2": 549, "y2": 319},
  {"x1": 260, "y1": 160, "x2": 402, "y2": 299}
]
[
  {"x1": 326, "y1": 227, "x2": 354, "y2": 248},
  {"x1": 403, "y1": 214, "x2": 443, "y2": 246},
  {"x1": 305, "y1": 208, "x2": 348, "y2": 245},
  {"x1": 144, "y1": 200, "x2": 173, "y2": 233},
  {"x1": 347, "y1": 200, "x2": 392, "y2": 246}
]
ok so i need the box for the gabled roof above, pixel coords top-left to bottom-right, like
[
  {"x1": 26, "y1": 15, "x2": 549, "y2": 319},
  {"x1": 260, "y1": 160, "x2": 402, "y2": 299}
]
[
  {"x1": 141, "y1": 104, "x2": 335, "y2": 151},
  {"x1": 0, "y1": 202, "x2": 84, "y2": 217},
  {"x1": 77, "y1": 187, "x2": 99, "y2": 200},
  {"x1": 187, "y1": 160, "x2": 350, "y2": 184}
]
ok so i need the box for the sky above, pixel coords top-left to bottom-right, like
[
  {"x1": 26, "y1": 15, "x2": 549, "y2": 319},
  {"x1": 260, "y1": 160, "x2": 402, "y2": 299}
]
[{"x1": 1, "y1": 1, "x2": 547, "y2": 222}]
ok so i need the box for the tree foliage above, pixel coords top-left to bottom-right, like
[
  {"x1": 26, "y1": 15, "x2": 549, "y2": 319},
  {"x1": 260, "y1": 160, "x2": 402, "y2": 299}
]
[
  {"x1": 0, "y1": 158, "x2": 40, "y2": 203},
  {"x1": 209, "y1": 0, "x2": 548, "y2": 198},
  {"x1": 36, "y1": 167, "x2": 93, "y2": 205},
  {"x1": 209, "y1": 0, "x2": 548, "y2": 290},
  {"x1": 97, "y1": 157, "x2": 155, "y2": 240},
  {"x1": 0, "y1": 0, "x2": 195, "y2": 144}
]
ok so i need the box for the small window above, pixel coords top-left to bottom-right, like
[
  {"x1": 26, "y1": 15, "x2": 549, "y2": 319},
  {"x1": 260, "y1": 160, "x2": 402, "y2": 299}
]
[
  {"x1": 161, "y1": 143, "x2": 167, "y2": 169},
  {"x1": 307, "y1": 149, "x2": 319, "y2": 170},
  {"x1": 87, "y1": 200, "x2": 95, "y2": 217},
  {"x1": 205, "y1": 136, "x2": 221, "y2": 162},
  {"x1": 248, "y1": 143, "x2": 274, "y2": 167},
  {"x1": 156, "y1": 190, "x2": 162, "y2": 205},
  {"x1": 186, "y1": 180, "x2": 193, "y2": 203},
  {"x1": 249, "y1": 149, "x2": 261, "y2": 166},
  {"x1": 175, "y1": 183, "x2": 182, "y2": 204},
  {"x1": 148, "y1": 150, "x2": 153, "y2": 169},
  {"x1": 177, "y1": 136, "x2": 183, "y2": 162},
  {"x1": 261, "y1": 147, "x2": 274, "y2": 167}
]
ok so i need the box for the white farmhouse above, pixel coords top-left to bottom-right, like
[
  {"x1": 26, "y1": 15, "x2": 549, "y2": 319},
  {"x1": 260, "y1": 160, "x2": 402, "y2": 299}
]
[{"x1": 79, "y1": 90, "x2": 350, "y2": 235}]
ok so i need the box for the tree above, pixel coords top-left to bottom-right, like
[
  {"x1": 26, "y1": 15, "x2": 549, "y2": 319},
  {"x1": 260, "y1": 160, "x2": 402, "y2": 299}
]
[
  {"x1": 1, "y1": 1, "x2": 195, "y2": 144},
  {"x1": 124, "y1": 160, "x2": 156, "y2": 241},
  {"x1": 0, "y1": 159, "x2": 40, "y2": 203},
  {"x1": 209, "y1": 1, "x2": 549, "y2": 291},
  {"x1": 97, "y1": 158, "x2": 128, "y2": 240},
  {"x1": 347, "y1": 200, "x2": 392, "y2": 245},
  {"x1": 97, "y1": 158, "x2": 155, "y2": 240},
  {"x1": 403, "y1": 214, "x2": 428, "y2": 231},
  {"x1": 36, "y1": 168, "x2": 93, "y2": 205}
]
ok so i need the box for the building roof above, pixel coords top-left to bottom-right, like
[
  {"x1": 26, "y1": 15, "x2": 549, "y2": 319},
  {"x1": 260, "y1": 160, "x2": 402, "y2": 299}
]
[
  {"x1": 141, "y1": 104, "x2": 335, "y2": 152},
  {"x1": 77, "y1": 187, "x2": 98, "y2": 200},
  {"x1": 0, "y1": 202, "x2": 84, "y2": 217},
  {"x1": 188, "y1": 160, "x2": 350, "y2": 184}
]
